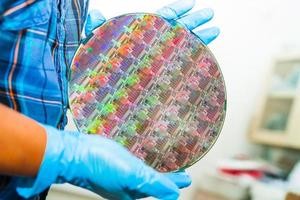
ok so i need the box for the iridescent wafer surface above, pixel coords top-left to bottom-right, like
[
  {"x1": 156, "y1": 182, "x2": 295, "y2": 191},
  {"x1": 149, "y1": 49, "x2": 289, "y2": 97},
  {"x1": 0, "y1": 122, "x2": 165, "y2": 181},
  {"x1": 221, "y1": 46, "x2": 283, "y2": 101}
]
[{"x1": 69, "y1": 13, "x2": 226, "y2": 172}]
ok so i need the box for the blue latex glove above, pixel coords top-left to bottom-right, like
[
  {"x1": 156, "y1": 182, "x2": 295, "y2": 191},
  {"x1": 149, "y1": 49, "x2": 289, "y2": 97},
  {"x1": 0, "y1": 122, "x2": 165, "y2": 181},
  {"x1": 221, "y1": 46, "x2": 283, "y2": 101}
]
[
  {"x1": 85, "y1": 0, "x2": 219, "y2": 45},
  {"x1": 16, "y1": 125, "x2": 191, "y2": 199},
  {"x1": 84, "y1": 9, "x2": 106, "y2": 37}
]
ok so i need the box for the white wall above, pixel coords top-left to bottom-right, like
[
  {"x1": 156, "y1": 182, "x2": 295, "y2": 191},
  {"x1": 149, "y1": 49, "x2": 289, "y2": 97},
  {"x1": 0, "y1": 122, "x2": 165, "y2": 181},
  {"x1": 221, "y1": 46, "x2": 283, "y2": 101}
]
[{"x1": 65, "y1": 0, "x2": 300, "y2": 199}]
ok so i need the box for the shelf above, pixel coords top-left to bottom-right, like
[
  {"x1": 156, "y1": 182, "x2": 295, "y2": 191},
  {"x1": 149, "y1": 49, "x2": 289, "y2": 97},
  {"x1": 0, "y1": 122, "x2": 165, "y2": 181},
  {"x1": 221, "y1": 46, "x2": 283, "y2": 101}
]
[
  {"x1": 250, "y1": 54, "x2": 300, "y2": 149},
  {"x1": 268, "y1": 90, "x2": 296, "y2": 99},
  {"x1": 250, "y1": 131, "x2": 300, "y2": 150}
]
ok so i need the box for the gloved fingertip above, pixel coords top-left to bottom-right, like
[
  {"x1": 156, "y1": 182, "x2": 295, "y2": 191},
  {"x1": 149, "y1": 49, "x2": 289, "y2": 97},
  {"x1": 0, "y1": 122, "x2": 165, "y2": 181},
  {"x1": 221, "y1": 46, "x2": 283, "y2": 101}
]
[
  {"x1": 85, "y1": 9, "x2": 106, "y2": 36},
  {"x1": 165, "y1": 172, "x2": 192, "y2": 189},
  {"x1": 207, "y1": 27, "x2": 221, "y2": 39},
  {"x1": 156, "y1": 0, "x2": 196, "y2": 20},
  {"x1": 160, "y1": 184, "x2": 180, "y2": 200},
  {"x1": 89, "y1": 9, "x2": 106, "y2": 21},
  {"x1": 210, "y1": 26, "x2": 221, "y2": 35},
  {"x1": 195, "y1": 26, "x2": 220, "y2": 45},
  {"x1": 176, "y1": 8, "x2": 215, "y2": 30},
  {"x1": 201, "y1": 7, "x2": 214, "y2": 20}
]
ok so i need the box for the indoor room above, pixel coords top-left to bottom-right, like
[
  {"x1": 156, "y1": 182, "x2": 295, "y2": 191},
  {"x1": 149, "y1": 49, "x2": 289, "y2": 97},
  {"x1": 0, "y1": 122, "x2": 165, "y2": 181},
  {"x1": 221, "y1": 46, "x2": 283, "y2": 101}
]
[{"x1": 1, "y1": 0, "x2": 300, "y2": 200}]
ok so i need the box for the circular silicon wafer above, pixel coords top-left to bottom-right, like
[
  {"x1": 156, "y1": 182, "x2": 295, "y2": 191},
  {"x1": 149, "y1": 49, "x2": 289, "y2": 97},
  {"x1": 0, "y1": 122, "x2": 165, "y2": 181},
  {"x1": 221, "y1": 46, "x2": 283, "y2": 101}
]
[{"x1": 69, "y1": 13, "x2": 226, "y2": 172}]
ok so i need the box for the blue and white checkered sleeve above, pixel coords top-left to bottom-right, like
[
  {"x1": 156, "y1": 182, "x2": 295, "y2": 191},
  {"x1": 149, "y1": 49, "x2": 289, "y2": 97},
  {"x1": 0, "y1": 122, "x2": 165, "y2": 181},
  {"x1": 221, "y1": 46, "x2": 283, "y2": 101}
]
[{"x1": 0, "y1": 0, "x2": 51, "y2": 30}]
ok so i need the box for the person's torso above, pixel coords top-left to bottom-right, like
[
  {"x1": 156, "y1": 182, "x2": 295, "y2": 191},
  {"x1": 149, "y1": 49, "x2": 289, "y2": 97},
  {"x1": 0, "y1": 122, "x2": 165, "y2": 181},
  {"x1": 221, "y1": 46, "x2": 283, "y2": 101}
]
[
  {"x1": 0, "y1": 0, "x2": 88, "y2": 127},
  {"x1": 0, "y1": 0, "x2": 88, "y2": 199}
]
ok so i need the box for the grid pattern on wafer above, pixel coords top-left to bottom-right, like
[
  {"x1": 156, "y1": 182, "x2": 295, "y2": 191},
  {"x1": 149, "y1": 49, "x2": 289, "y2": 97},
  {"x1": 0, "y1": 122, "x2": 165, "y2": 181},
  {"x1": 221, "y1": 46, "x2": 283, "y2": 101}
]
[{"x1": 69, "y1": 13, "x2": 226, "y2": 172}]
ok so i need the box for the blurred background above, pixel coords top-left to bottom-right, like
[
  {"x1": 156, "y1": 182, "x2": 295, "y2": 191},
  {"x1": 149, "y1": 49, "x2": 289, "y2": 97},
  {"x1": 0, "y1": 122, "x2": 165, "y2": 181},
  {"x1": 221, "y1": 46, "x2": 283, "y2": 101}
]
[{"x1": 47, "y1": 0, "x2": 300, "y2": 199}]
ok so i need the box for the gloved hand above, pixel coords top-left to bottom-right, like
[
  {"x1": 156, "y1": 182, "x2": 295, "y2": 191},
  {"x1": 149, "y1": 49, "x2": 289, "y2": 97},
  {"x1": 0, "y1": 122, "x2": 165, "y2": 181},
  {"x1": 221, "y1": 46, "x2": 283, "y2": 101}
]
[
  {"x1": 85, "y1": 0, "x2": 219, "y2": 45},
  {"x1": 156, "y1": 0, "x2": 220, "y2": 45},
  {"x1": 16, "y1": 125, "x2": 191, "y2": 200}
]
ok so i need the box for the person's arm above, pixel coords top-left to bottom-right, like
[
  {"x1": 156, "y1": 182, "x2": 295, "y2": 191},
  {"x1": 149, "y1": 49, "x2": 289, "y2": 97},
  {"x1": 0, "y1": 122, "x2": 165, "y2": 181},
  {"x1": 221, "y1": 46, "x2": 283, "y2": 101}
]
[
  {"x1": 0, "y1": 104, "x2": 46, "y2": 177},
  {"x1": 0, "y1": 103, "x2": 190, "y2": 199}
]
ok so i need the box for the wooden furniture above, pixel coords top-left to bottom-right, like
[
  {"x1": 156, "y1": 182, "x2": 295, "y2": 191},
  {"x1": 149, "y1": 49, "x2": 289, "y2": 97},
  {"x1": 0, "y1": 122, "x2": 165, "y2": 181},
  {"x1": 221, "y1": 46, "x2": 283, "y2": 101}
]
[
  {"x1": 249, "y1": 55, "x2": 300, "y2": 149},
  {"x1": 286, "y1": 193, "x2": 300, "y2": 200}
]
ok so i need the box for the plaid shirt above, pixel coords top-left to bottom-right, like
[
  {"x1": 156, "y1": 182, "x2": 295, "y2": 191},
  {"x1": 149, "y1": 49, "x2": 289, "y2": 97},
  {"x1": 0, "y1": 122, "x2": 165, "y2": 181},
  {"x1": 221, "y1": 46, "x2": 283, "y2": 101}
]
[{"x1": 0, "y1": 0, "x2": 89, "y2": 199}]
